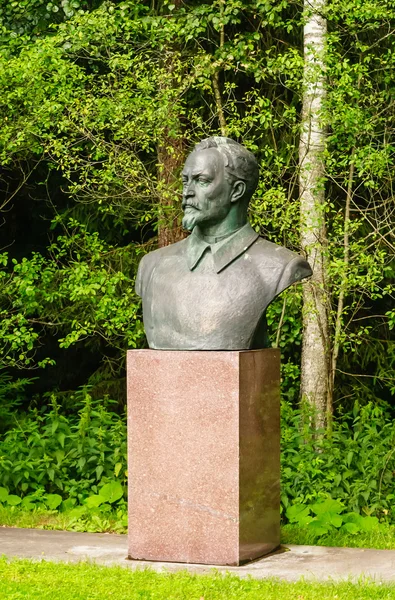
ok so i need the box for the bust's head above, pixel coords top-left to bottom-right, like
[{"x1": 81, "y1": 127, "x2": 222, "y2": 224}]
[{"x1": 181, "y1": 137, "x2": 259, "y2": 233}]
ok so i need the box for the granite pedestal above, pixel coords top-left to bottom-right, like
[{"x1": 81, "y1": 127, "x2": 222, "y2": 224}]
[{"x1": 127, "y1": 349, "x2": 280, "y2": 566}]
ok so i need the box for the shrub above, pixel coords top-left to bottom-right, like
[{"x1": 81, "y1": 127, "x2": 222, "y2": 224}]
[
  {"x1": 0, "y1": 392, "x2": 394, "y2": 530},
  {"x1": 281, "y1": 401, "x2": 395, "y2": 523},
  {"x1": 0, "y1": 387, "x2": 127, "y2": 503},
  {"x1": 0, "y1": 373, "x2": 34, "y2": 434}
]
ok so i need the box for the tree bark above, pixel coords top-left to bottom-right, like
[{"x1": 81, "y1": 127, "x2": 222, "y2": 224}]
[
  {"x1": 299, "y1": 0, "x2": 331, "y2": 427},
  {"x1": 157, "y1": 133, "x2": 186, "y2": 247},
  {"x1": 156, "y1": 0, "x2": 187, "y2": 248}
]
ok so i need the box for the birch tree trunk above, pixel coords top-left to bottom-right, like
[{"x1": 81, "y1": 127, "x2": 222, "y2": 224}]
[{"x1": 299, "y1": 0, "x2": 331, "y2": 427}]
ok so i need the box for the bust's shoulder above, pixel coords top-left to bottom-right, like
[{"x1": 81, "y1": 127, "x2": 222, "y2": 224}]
[
  {"x1": 247, "y1": 237, "x2": 312, "y2": 294},
  {"x1": 139, "y1": 238, "x2": 187, "y2": 267},
  {"x1": 135, "y1": 238, "x2": 188, "y2": 297},
  {"x1": 248, "y1": 237, "x2": 300, "y2": 265}
]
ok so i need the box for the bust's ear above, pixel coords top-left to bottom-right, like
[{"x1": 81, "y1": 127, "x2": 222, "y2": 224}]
[{"x1": 230, "y1": 180, "x2": 246, "y2": 203}]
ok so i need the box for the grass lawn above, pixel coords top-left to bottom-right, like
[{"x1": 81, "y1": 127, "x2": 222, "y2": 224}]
[
  {"x1": 1, "y1": 558, "x2": 395, "y2": 600},
  {"x1": 282, "y1": 523, "x2": 395, "y2": 550},
  {"x1": 0, "y1": 505, "x2": 127, "y2": 534}
]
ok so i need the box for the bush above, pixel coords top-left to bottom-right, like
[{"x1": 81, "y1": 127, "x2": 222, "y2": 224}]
[
  {"x1": 0, "y1": 373, "x2": 34, "y2": 434},
  {"x1": 0, "y1": 387, "x2": 127, "y2": 503},
  {"x1": 0, "y1": 393, "x2": 394, "y2": 531},
  {"x1": 281, "y1": 401, "x2": 395, "y2": 523}
]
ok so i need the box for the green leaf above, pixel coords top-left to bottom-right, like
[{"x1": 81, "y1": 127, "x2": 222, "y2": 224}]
[
  {"x1": 286, "y1": 503, "x2": 311, "y2": 523},
  {"x1": 99, "y1": 481, "x2": 123, "y2": 504},
  {"x1": 307, "y1": 520, "x2": 329, "y2": 536},
  {"x1": 342, "y1": 522, "x2": 360, "y2": 534},
  {"x1": 21, "y1": 496, "x2": 36, "y2": 510},
  {"x1": 343, "y1": 512, "x2": 363, "y2": 525},
  {"x1": 7, "y1": 494, "x2": 22, "y2": 506},
  {"x1": 69, "y1": 506, "x2": 87, "y2": 519},
  {"x1": 333, "y1": 474, "x2": 341, "y2": 486},
  {"x1": 332, "y1": 514, "x2": 343, "y2": 528},
  {"x1": 57, "y1": 433, "x2": 66, "y2": 448},
  {"x1": 61, "y1": 498, "x2": 76, "y2": 511},
  {"x1": 325, "y1": 512, "x2": 343, "y2": 528},
  {"x1": 296, "y1": 514, "x2": 314, "y2": 527},
  {"x1": 85, "y1": 494, "x2": 105, "y2": 508},
  {"x1": 311, "y1": 499, "x2": 344, "y2": 516},
  {"x1": 45, "y1": 493, "x2": 62, "y2": 509},
  {"x1": 0, "y1": 487, "x2": 9, "y2": 503},
  {"x1": 96, "y1": 465, "x2": 104, "y2": 480},
  {"x1": 359, "y1": 516, "x2": 379, "y2": 532},
  {"x1": 55, "y1": 450, "x2": 65, "y2": 465}
]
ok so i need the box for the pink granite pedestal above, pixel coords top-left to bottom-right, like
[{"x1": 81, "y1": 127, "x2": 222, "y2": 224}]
[{"x1": 127, "y1": 349, "x2": 280, "y2": 566}]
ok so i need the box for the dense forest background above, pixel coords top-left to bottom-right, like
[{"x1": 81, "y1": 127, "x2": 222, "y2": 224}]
[{"x1": 0, "y1": 0, "x2": 394, "y2": 422}]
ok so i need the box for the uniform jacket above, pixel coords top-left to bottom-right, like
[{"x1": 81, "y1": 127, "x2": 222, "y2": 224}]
[{"x1": 136, "y1": 223, "x2": 312, "y2": 350}]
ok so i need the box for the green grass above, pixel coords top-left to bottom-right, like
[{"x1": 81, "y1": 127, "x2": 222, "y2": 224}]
[
  {"x1": 281, "y1": 523, "x2": 395, "y2": 550},
  {"x1": 0, "y1": 558, "x2": 394, "y2": 600},
  {"x1": 0, "y1": 505, "x2": 127, "y2": 533}
]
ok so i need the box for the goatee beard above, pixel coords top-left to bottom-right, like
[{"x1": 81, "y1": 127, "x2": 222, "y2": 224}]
[{"x1": 182, "y1": 212, "x2": 198, "y2": 231}]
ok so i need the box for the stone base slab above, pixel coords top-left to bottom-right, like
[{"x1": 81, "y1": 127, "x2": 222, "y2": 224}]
[{"x1": 127, "y1": 349, "x2": 280, "y2": 566}]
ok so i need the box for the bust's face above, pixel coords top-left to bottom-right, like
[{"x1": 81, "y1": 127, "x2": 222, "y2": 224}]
[{"x1": 181, "y1": 148, "x2": 233, "y2": 232}]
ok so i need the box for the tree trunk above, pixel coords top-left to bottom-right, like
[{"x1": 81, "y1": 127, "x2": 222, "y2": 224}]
[
  {"x1": 157, "y1": 133, "x2": 186, "y2": 247},
  {"x1": 299, "y1": 0, "x2": 331, "y2": 428},
  {"x1": 156, "y1": 0, "x2": 186, "y2": 248}
]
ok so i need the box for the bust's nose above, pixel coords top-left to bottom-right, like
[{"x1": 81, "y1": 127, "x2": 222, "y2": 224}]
[{"x1": 183, "y1": 180, "x2": 195, "y2": 199}]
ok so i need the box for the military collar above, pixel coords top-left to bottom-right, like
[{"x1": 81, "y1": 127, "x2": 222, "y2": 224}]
[{"x1": 186, "y1": 223, "x2": 259, "y2": 273}]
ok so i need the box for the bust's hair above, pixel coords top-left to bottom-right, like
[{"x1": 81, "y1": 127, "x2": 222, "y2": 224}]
[{"x1": 193, "y1": 137, "x2": 259, "y2": 204}]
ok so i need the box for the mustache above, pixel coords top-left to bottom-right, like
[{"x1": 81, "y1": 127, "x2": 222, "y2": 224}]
[{"x1": 182, "y1": 201, "x2": 200, "y2": 210}]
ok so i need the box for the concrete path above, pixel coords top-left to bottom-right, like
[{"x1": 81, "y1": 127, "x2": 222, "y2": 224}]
[{"x1": 1, "y1": 527, "x2": 395, "y2": 583}]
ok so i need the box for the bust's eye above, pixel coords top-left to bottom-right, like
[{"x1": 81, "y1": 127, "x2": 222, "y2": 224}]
[{"x1": 198, "y1": 178, "x2": 210, "y2": 186}]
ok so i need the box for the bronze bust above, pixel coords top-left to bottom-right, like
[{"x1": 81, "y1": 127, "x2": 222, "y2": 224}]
[{"x1": 136, "y1": 137, "x2": 312, "y2": 350}]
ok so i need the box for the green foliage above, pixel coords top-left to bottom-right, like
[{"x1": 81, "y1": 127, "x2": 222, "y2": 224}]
[
  {"x1": 281, "y1": 401, "x2": 395, "y2": 523},
  {"x1": 0, "y1": 387, "x2": 128, "y2": 532},
  {"x1": 0, "y1": 486, "x2": 62, "y2": 510},
  {"x1": 286, "y1": 498, "x2": 380, "y2": 537},
  {"x1": 0, "y1": 373, "x2": 34, "y2": 432},
  {"x1": 0, "y1": 0, "x2": 393, "y2": 406},
  {"x1": 0, "y1": 0, "x2": 393, "y2": 558},
  {"x1": 282, "y1": 520, "x2": 395, "y2": 549},
  {"x1": 58, "y1": 496, "x2": 127, "y2": 533},
  {"x1": 322, "y1": 0, "x2": 395, "y2": 402},
  {"x1": 0, "y1": 501, "x2": 127, "y2": 533},
  {"x1": 266, "y1": 287, "x2": 304, "y2": 401},
  {"x1": 0, "y1": 388, "x2": 127, "y2": 502},
  {"x1": 0, "y1": 220, "x2": 144, "y2": 370},
  {"x1": 0, "y1": 0, "x2": 100, "y2": 43},
  {"x1": 85, "y1": 480, "x2": 123, "y2": 508},
  {"x1": 1, "y1": 395, "x2": 394, "y2": 540}
]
